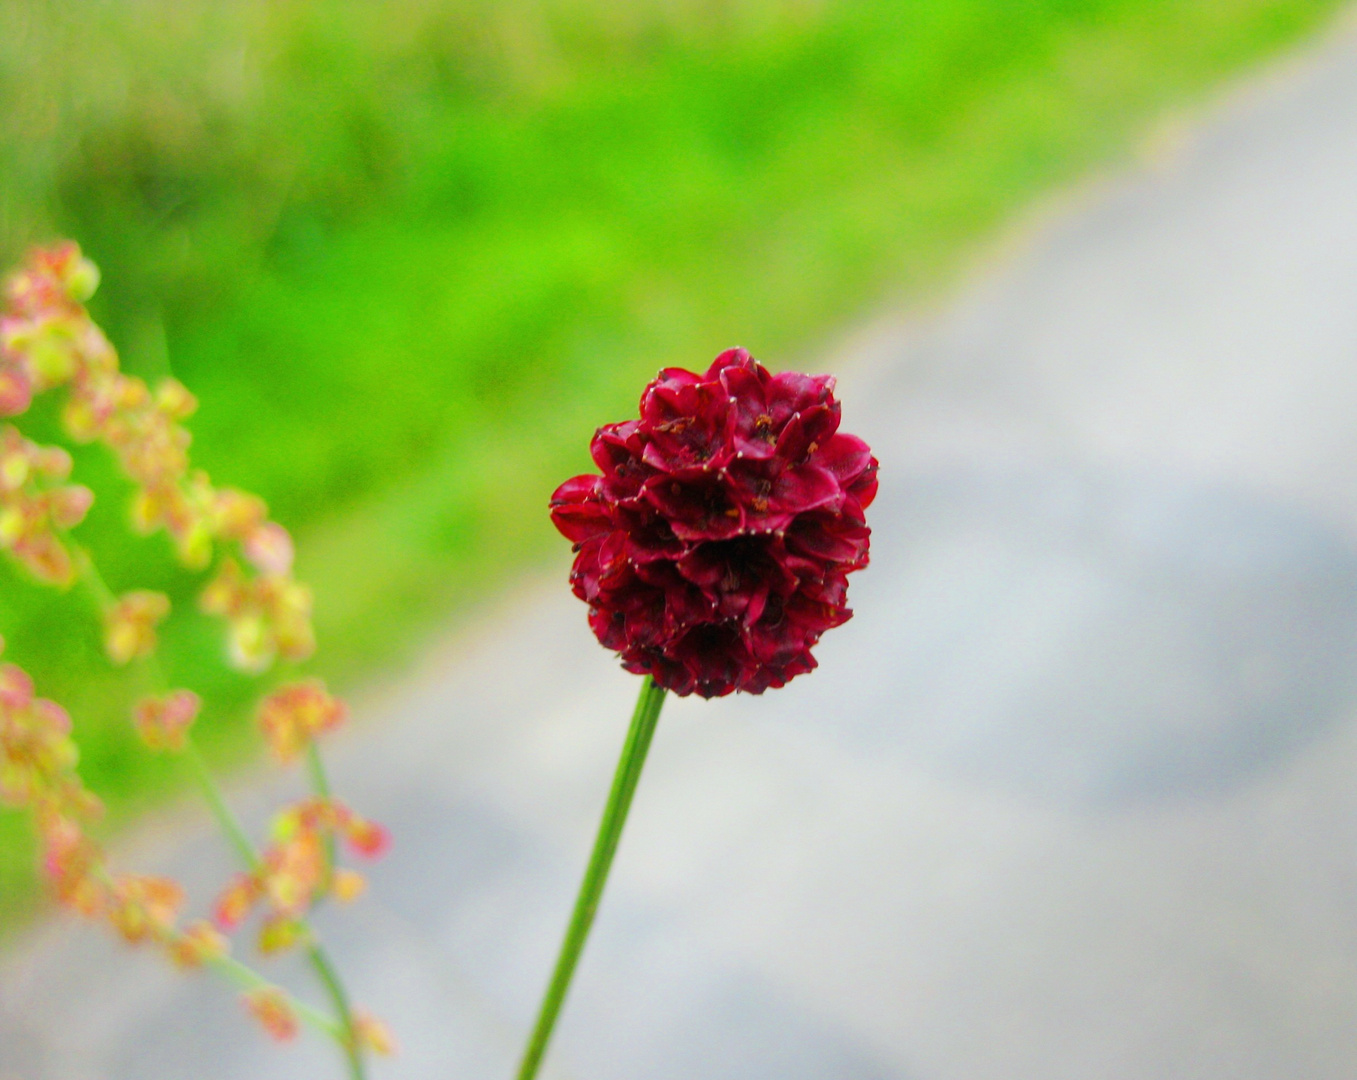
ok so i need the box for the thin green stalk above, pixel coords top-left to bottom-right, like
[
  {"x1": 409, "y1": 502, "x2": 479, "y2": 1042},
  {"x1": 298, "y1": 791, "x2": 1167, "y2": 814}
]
[
  {"x1": 306, "y1": 741, "x2": 340, "y2": 886},
  {"x1": 185, "y1": 738, "x2": 260, "y2": 871},
  {"x1": 186, "y1": 733, "x2": 364, "y2": 1079},
  {"x1": 69, "y1": 541, "x2": 117, "y2": 608},
  {"x1": 302, "y1": 741, "x2": 363, "y2": 1078},
  {"x1": 516, "y1": 676, "x2": 667, "y2": 1080},
  {"x1": 89, "y1": 852, "x2": 346, "y2": 1043},
  {"x1": 208, "y1": 953, "x2": 346, "y2": 1041},
  {"x1": 306, "y1": 740, "x2": 334, "y2": 800},
  {"x1": 307, "y1": 941, "x2": 364, "y2": 1080}
]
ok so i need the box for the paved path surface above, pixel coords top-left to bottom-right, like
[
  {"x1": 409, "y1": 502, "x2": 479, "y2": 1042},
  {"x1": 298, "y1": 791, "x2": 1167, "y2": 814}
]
[{"x1": 9, "y1": 19, "x2": 1357, "y2": 1080}]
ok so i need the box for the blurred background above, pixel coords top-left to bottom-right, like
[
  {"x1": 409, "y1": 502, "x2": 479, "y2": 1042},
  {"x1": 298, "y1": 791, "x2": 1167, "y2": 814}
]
[
  {"x1": 5, "y1": 1, "x2": 1357, "y2": 1077},
  {"x1": 0, "y1": 0, "x2": 1341, "y2": 924}
]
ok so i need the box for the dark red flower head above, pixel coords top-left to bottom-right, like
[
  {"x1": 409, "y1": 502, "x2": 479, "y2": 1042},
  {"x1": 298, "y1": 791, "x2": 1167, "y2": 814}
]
[{"x1": 551, "y1": 348, "x2": 877, "y2": 698}]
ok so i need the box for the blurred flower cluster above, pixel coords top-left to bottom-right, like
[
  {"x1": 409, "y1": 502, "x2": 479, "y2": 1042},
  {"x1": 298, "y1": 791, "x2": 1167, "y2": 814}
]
[
  {"x1": 216, "y1": 794, "x2": 389, "y2": 950},
  {"x1": 0, "y1": 635, "x2": 226, "y2": 967},
  {"x1": 0, "y1": 425, "x2": 92, "y2": 584},
  {"x1": 0, "y1": 241, "x2": 316, "y2": 672},
  {"x1": 0, "y1": 243, "x2": 390, "y2": 1071}
]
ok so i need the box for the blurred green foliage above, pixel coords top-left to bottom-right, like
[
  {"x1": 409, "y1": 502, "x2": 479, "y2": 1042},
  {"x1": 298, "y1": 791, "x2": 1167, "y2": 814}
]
[{"x1": 0, "y1": 0, "x2": 1342, "y2": 928}]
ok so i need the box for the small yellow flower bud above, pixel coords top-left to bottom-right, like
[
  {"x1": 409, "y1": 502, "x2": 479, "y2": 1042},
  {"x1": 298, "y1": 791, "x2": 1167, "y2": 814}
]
[{"x1": 104, "y1": 591, "x2": 171, "y2": 665}]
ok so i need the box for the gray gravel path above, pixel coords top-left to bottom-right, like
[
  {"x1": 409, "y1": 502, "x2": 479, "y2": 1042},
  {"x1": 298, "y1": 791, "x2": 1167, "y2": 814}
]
[{"x1": 9, "y1": 18, "x2": 1357, "y2": 1080}]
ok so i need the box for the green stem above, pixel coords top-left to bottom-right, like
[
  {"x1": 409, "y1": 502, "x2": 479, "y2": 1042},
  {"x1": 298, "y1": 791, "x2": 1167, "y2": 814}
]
[
  {"x1": 185, "y1": 738, "x2": 260, "y2": 872},
  {"x1": 301, "y1": 743, "x2": 364, "y2": 1078},
  {"x1": 186, "y1": 737, "x2": 364, "y2": 1079},
  {"x1": 516, "y1": 675, "x2": 667, "y2": 1080},
  {"x1": 306, "y1": 741, "x2": 339, "y2": 887},
  {"x1": 69, "y1": 540, "x2": 116, "y2": 607},
  {"x1": 306, "y1": 740, "x2": 334, "y2": 801},
  {"x1": 208, "y1": 954, "x2": 345, "y2": 1041},
  {"x1": 89, "y1": 843, "x2": 346, "y2": 1044},
  {"x1": 306, "y1": 942, "x2": 365, "y2": 1080}
]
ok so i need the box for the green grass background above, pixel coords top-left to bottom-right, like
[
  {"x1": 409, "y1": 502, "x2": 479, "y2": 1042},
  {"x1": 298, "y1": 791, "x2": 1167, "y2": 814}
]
[{"x1": 0, "y1": 0, "x2": 1345, "y2": 930}]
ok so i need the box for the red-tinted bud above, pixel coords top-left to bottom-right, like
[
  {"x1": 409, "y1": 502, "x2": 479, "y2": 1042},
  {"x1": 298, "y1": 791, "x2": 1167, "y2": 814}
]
[
  {"x1": 213, "y1": 873, "x2": 261, "y2": 931},
  {"x1": 257, "y1": 915, "x2": 308, "y2": 955},
  {"x1": 133, "y1": 691, "x2": 200, "y2": 752},
  {"x1": 243, "y1": 522, "x2": 294, "y2": 576},
  {"x1": 0, "y1": 367, "x2": 32, "y2": 417},
  {"x1": 104, "y1": 591, "x2": 171, "y2": 665},
  {"x1": 108, "y1": 874, "x2": 184, "y2": 944},
  {"x1": 342, "y1": 815, "x2": 390, "y2": 860},
  {"x1": 256, "y1": 681, "x2": 346, "y2": 764},
  {"x1": 243, "y1": 987, "x2": 299, "y2": 1042},
  {"x1": 353, "y1": 1010, "x2": 397, "y2": 1056},
  {"x1": 168, "y1": 920, "x2": 228, "y2": 969}
]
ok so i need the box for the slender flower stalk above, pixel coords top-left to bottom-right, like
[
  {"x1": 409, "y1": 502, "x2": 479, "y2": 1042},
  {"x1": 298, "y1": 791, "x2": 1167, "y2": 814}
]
[
  {"x1": 77, "y1": 859, "x2": 340, "y2": 1041},
  {"x1": 72, "y1": 535, "x2": 368, "y2": 1080},
  {"x1": 184, "y1": 740, "x2": 258, "y2": 869},
  {"x1": 517, "y1": 676, "x2": 667, "y2": 1080},
  {"x1": 184, "y1": 736, "x2": 366, "y2": 1080},
  {"x1": 526, "y1": 348, "x2": 875, "y2": 1073},
  {"x1": 307, "y1": 740, "x2": 340, "y2": 885},
  {"x1": 207, "y1": 952, "x2": 345, "y2": 1042},
  {"x1": 192, "y1": 741, "x2": 366, "y2": 1079},
  {"x1": 307, "y1": 941, "x2": 365, "y2": 1080},
  {"x1": 0, "y1": 242, "x2": 391, "y2": 1075},
  {"x1": 300, "y1": 743, "x2": 365, "y2": 1080}
]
